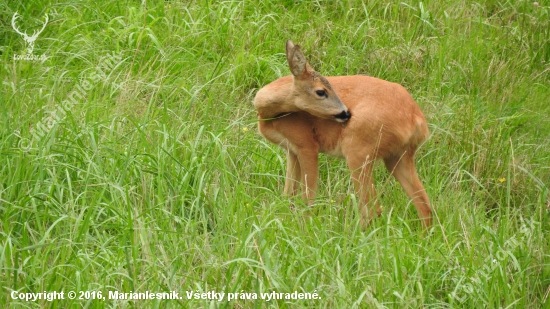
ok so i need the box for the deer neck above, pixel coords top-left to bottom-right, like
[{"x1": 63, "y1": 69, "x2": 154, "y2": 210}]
[{"x1": 255, "y1": 81, "x2": 300, "y2": 120}]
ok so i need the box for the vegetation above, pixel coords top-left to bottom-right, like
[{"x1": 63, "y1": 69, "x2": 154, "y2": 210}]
[{"x1": 1, "y1": 0, "x2": 549, "y2": 308}]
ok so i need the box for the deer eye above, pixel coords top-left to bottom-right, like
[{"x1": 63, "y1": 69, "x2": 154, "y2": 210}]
[{"x1": 315, "y1": 90, "x2": 327, "y2": 97}]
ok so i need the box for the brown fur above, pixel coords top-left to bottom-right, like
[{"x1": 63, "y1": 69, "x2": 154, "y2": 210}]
[{"x1": 254, "y1": 40, "x2": 432, "y2": 228}]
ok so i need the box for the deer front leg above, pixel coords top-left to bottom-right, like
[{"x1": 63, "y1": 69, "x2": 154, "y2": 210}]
[
  {"x1": 284, "y1": 150, "x2": 300, "y2": 196},
  {"x1": 296, "y1": 148, "x2": 319, "y2": 204}
]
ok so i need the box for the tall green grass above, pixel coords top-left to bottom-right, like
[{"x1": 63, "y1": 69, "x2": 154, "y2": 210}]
[{"x1": 1, "y1": 0, "x2": 549, "y2": 308}]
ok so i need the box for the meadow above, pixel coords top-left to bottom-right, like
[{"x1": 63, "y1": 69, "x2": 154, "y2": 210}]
[{"x1": 1, "y1": 0, "x2": 549, "y2": 308}]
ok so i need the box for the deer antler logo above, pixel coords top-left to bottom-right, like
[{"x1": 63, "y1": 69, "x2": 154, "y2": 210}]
[{"x1": 11, "y1": 12, "x2": 49, "y2": 55}]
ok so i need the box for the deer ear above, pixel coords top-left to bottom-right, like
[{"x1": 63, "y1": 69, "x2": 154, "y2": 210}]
[
  {"x1": 285, "y1": 40, "x2": 295, "y2": 55},
  {"x1": 286, "y1": 40, "x2": 311, "y2": 78}
]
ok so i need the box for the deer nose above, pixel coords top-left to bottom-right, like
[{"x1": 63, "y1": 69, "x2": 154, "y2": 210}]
[{"x1": 334, "y1": 110, "x2": 351, "y2": 122}]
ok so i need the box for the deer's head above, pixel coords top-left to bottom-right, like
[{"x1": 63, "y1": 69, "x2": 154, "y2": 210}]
[{"x1": 285, "y1": 40, "x2": 351, "y2": 123}]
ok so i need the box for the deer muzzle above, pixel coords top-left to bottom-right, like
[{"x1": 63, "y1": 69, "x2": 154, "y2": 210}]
[{"x1": 334, "y1": 110, "x2": 351, "y2": 123}]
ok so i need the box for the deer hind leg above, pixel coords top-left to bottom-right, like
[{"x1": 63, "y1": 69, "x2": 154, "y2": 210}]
[
  {"x1": 383, "y1": 150, "x2": 432, "y2": 228},
  {"x1": 284, "y1": 151, "x2": 301, "y2": 196},
  {"x1": 346, "y1": 153, "x2": 382, "y2": 228}
]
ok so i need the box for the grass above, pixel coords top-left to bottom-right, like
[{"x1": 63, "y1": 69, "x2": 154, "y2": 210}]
[{"x1": 1, "y1": 0, "x2": 549, "y2": 308}]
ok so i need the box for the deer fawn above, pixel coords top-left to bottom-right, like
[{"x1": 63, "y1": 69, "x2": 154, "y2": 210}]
[{"x1": 254, "y1": 40, "x2": 432, "y2": 228}]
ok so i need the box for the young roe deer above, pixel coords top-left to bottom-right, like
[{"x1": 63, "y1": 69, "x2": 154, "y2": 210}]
[{"x1": 253, "y1": 40, "x2": 432, "y2": 228}]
